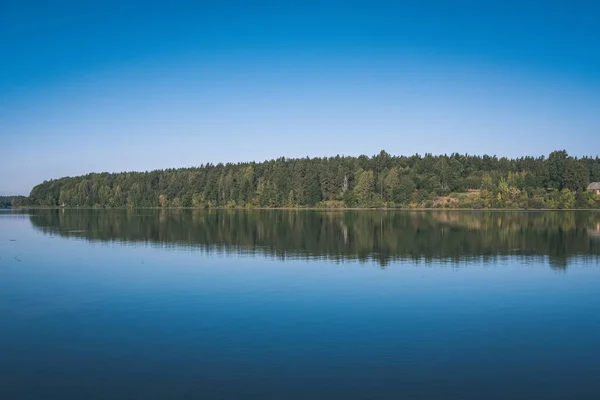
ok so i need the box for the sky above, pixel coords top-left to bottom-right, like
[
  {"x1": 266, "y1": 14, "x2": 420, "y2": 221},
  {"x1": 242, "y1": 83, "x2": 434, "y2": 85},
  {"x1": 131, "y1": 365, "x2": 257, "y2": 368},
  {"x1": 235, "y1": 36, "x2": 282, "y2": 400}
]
[{"x1": 1, "y1": 1, "x2": 599, "y2": 195}]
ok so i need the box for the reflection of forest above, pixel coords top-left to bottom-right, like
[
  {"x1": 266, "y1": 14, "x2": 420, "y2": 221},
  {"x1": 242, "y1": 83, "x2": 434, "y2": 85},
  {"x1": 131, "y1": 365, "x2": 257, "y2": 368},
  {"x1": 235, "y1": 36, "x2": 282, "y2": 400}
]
[{"x1": 29, "y1": 209, "x2": 600, "y2": 268}]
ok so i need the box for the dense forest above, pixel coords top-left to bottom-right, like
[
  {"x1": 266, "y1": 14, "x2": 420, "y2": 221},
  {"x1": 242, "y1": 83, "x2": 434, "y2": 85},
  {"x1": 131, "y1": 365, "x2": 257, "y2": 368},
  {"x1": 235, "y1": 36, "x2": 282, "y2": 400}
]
[
  {"x1": 0, "y1": 196, "x2": 28, "y2": 208},
  {"x1": 28, "y1": 150, "x2": 600, "y2": 209}
]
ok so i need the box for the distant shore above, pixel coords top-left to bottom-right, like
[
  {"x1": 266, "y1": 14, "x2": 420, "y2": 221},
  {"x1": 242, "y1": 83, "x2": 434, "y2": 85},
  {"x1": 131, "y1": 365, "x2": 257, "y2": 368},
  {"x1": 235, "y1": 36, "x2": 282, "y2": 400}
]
[{"x1": 9, "y1": 206, "x2": 600, "y2": 212}]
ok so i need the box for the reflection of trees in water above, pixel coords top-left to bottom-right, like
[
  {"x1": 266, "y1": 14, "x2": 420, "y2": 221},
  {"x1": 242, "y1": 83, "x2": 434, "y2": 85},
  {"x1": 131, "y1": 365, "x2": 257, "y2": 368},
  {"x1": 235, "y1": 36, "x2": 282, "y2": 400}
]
[{"x1": 29, "y1": 209, "x2": 600, "y2": 267}]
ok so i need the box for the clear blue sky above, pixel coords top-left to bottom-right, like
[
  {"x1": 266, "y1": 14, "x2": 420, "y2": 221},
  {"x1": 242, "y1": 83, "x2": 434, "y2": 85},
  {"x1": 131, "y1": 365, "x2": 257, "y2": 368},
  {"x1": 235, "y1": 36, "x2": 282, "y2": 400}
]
[{"x1": 1, "y1": 1, "x2": 599, "y2": 195}]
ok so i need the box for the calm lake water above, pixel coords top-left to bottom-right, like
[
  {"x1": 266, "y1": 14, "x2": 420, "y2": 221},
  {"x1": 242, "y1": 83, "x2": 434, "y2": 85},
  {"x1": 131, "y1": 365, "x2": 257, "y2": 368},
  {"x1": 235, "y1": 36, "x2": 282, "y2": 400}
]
[{"x1": 1, "y1": 209, "x2": 600, "y2": 399}]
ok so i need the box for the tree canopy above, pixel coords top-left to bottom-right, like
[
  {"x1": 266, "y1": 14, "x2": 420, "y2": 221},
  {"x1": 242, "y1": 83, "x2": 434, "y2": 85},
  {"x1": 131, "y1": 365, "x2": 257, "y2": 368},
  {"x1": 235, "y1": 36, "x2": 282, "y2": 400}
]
[
  {"x1": 0, "y1": 196, "x2": 28, "y2": 208},
  {"x1": 27, "y1": 150, "x2": 600, "y2": 209}
]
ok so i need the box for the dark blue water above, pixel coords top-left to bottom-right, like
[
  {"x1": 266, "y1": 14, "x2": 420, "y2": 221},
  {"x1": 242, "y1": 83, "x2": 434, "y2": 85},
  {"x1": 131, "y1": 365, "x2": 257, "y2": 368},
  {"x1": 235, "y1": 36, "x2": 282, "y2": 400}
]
[{"x1": 1, "y1": 210, "x2": 600, "y2": 399}]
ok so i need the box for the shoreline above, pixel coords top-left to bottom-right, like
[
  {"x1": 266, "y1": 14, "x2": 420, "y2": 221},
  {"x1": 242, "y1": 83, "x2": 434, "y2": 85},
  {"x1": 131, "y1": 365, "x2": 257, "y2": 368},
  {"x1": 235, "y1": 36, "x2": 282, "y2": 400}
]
[{"x1": 8, "y1": 206, "x2": 600, "y2": 212}]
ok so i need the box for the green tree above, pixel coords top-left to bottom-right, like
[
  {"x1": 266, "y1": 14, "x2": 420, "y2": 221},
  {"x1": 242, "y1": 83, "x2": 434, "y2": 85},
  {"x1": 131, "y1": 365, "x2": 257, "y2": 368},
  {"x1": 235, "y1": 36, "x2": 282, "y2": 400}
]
[
  {"x1": 591, "y1": 164, "x2": 600, "y2": 182},
  {"x1": 548, "y1": 150, "x2": 568, "y2": 189},
  {"x1": 384, "y1": 168, "x2": 401, "y2": 203},
  {"x1": 563, "y1": 160, "x2": 589, "y2": 191},
  {"x1": 397, "y1": 176, "x2": 416, "y2": 205},
  {"x1": 354, "y1": 170, "x2": 376, "y2": 207},
  {"x1": 559, "y1": 189, "x2": 576, "y2": 209}
]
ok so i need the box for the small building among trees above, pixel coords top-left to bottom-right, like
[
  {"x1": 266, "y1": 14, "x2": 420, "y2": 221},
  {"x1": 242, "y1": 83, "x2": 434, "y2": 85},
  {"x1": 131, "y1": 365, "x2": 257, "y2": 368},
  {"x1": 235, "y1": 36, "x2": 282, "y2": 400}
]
[{"x1": 587, "y1": 182, "x2": 600, "y2": 195}]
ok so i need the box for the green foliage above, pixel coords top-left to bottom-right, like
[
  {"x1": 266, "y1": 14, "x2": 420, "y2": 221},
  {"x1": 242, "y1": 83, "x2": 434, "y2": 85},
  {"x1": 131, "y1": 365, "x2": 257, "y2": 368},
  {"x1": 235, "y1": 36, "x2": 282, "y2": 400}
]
[
  {"x1": 563, "y1": 160, "x2": 589, "y2": 191},
  {"x1": 354, "y1": 170, "x2": 376, "y2": 207},
  {"x1": 383, "y1": 168, "x2": 400, "y2": 203},
  {"x1": 559, "y1": 189, "x2": 576, "y2": 209},
  {"x1": 397, "y1": 176, "x2": 416, "y2": 205},
  {"x1": 591, "y1": 164, "x2": 600, "y2": 182},
  {"x1": 0, "y1": 195, "x2": 28, "y2": 208},
  {"x1": 548, "y1": 150, "x2": 568, "y2": 189},
  {"x1": 26, "y1": 150, "x2": 600, "y2": 209}
]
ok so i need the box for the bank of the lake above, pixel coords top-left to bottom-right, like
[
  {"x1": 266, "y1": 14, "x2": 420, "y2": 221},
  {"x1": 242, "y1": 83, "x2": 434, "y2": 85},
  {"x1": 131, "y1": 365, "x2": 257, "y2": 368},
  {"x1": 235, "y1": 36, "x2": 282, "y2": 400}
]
[{"x1": 26, "y1": 150, "x2": 600, "y2": 210}]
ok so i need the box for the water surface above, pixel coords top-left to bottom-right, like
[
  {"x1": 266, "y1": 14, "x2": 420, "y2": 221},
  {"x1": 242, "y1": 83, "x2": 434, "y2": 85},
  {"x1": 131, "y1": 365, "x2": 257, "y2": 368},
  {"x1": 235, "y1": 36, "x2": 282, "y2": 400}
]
[{"x1": 1, "y1": 209, "x2": 600, "y2": 399}]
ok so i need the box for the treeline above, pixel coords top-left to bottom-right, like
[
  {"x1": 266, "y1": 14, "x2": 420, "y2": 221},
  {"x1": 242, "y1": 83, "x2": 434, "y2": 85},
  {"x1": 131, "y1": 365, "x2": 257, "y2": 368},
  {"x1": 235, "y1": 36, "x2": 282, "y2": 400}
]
[
  {"x1": 29, "y1": 209, "x2": 600, "y2": 268},
  {"x1": 28, "y1": 150, "x2": 600, "y2": 209},
  {"x1": 0, "y1": 196, "x2": 28, "y2": 208}
]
